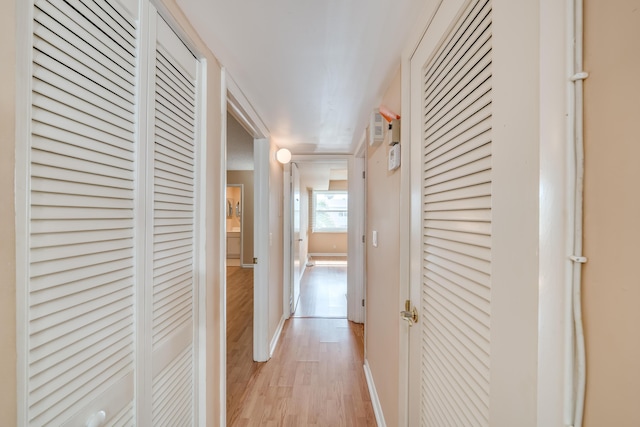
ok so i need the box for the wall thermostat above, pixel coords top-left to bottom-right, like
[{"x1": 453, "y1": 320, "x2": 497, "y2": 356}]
[{"x1": 388, "y1": 143, "x2": 401, "y2": 171}]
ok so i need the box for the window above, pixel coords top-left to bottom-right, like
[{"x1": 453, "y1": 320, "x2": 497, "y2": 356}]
[{"x1": 312, "y1": 191, "x2": 348, "y2": 232}]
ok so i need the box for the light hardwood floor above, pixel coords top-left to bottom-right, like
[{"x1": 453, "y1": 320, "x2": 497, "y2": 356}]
[
  {"x1": 226, "y1": 264, "x2": 375, "y2": 426},
  {"x1": 294, "y1": 257, "x2": 348, "y2": 318}
]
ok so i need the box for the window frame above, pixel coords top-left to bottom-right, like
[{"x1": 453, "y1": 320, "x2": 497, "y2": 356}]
[{"x1": 311, "y1": 190, "x2": 349, "y2": 233}]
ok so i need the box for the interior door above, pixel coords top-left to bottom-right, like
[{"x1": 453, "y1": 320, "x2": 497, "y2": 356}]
[
  {"x1": 291, "y1": 162, "x2": 302, "y2": 313},
  {"x1": 408, "y1": 0, "x2": 493, "y2": 425},
  {"x1": 19, "y1": 2, "x2": 201, "y2": 424},
  {"x1": 21, "y1": 0, "x2": 139, "y2": 424},
  {"x1": 147, "y1": 10, "x2": 199, "y2": 424}
]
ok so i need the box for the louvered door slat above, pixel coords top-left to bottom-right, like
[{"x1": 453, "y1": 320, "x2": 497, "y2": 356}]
[
  {"x1": 156, "y1": 185, "x2": 194, "y2": 199},
  {"x1": 31, "y1": 57, "x2": 134, "y2": 113},
  {"x1": 26, "y1": 1, "x2": 137, "y2": 425},
  {"x1": 420, "y1": 1, "x2": 492, "y2": 425},
  {"x1": 423, "y1": 3, "x2": 491, "y2": 113},
  {"x1": 32, "y1": 177, "x2": 132, "y2": 199},
  {"x1": 424, "y1": 181, "x2": 491, "y2": 204},
  {"x1": 33, "y1": 121, "x2": 134, "y2": 159},
  {"x1": 34, "y1": 2, "x2": 135, "y2": 78},
  {"x1": 156, "y1": 128, "x2": 197, "y2": 157},
  {"x1": 424, "y1": 169, "x2": 491, "y2": 196},
  {"x1": 425, "y1": 74, "x2": 492, "y2": 145},
  {"x1": 106, "y1": 401, "x2": 134, "y2": 427},
  {"x1": 32, "y1": 82, "x2": 134, "y2": 132},
  {"x1": 423, "y1": 0, "x2": 490, "y2": 96},
  {"x1": 427, "y1": 260, "x2": 490, "y2": 301},
  {"x1": 424, "y1": 234, "x2": 490, "y2": 260},
  {"x1": 156, "y1": 143, "x2": 194, "y2": 166},
  {"x1": 149, "y1": 17, "x2": 197, "y2": 425},
  {"x1": 65, "y1": 0, "x2": 136, "y2": 57},
  {"x1": 31, "y1": 136, "x2": 134, "y2": 171},
  {"x1": 424, "y1": 104, "x2": 491, "y2": 165},
  {"x1": 152, "y1": 347, "x2": 193, "y2": 426},
  {"x1": 31, "y1": 152, "x2": 132, "y2": 184},
  {"x1": 425, "y1": 121, "x2": 491, "y2": 170}
]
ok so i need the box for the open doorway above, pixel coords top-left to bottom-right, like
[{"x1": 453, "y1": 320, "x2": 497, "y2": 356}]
[
  {"x1": 225, "y1": 112, "x2": 256, "y2": 422},
  {"x1": 283, "y1": 157, "x2": 366, "y2": 323},
  {"x1": 291, "y1": 161, "x2": 349, "y2": 318}
]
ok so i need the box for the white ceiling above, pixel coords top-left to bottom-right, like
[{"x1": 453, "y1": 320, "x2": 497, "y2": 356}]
[
  {"x1": 296, "y1": 161, "x2": 348, "y2": 191},
  {"x1": 176, "y1": 0, "x2": 426, "y2": 154}
]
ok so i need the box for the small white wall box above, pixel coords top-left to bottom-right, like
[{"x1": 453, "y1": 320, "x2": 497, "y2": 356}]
[
  {"x1": 388, "y1": 143, "x2": 401, "y2": 171},
  {"x1": 388, "y1": 119, "x2": 400, "y2": 145},
  {"x1": 369, "y1": 110, "x2": 385, "y2": 146}
]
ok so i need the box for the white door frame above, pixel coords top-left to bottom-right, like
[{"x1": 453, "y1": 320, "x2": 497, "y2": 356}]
[
  {"x1": 283, "y1": 162, "x2": 292, "y2": 318},
  {"x1": 222, "y1": 73, "x2": 272, "y2": 418},
  {"x1": 281, "y1": 154, "x2": 365, "y2": 323},
  {"x1": 284, "y1": 162, "x2": 302, "y2": 316},
  {"x1": 398, "y1": 0, "x2": 574, "y2": 425}
]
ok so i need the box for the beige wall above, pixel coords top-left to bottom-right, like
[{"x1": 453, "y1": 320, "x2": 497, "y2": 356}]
[
  {"x1": 1, "y1": 0, "x2": 17, "y2": 424},
  {"x1": 227, "y1": 171, "x2": 255, "y2": 265},
  {"x1": 328, "y1": 179, "x2": 348, "y2": 190},
  {"x1": 308, "y1": 232, "x2": 348, "y2": 254},
  {"x1": 366, "y1": 68, "x2": 401, "y2": 426},
  {"x1": 583, "y1": 1, "x2": 640, "y2": 425}
]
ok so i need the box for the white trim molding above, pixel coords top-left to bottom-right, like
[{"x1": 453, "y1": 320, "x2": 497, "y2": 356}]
[
  {"x1": 364, "y1": 360, "x2": 386, "y2": 427},
  {"x1": 269, "y1": 315, "x2": 286, "y2": 357},
  {"x1": 308, "y1": 252, "x2": 348, "y2": 258}
]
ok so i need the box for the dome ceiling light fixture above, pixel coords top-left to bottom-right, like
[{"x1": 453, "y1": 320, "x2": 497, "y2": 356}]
[{"x1": 276, "y1": 148, "x2": 292, "y2": 164}]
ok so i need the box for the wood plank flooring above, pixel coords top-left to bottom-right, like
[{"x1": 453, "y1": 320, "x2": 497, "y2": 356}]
[
  {"x1": 227, "y1": 264, "x2": 374, "y2": 426},
  {"x1": 227, "y1": 266, "x2": 257, "y2": 423},
  {"x1": 294, "y1": 257, "x2": 348, "y2": 318}
]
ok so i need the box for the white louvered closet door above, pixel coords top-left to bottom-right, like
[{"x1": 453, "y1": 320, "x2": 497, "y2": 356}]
[
  {"x1": 25, "y1": 0, "x2": 138, "y2": 425},
  {"x1": 22, "y1": 1, "x2": 201, "y2": 425},
  {"x1": 414, "y1": 0, "x2": 493, "y2": 425},
  {"x1": 147, "y1": 13, "x2": 199, "y2": 426}
]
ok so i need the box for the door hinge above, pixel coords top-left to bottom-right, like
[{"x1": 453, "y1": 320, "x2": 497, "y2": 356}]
[
  {"x1": 362, "y1": 235, "x2": 365, "y2": 243},
  {"x1": 362, "y1": 299, "x2": 365, "y2": 307},
  {"x1": 253, "y1": 257, "x2": 258, "y2": 264},
  {"x1": 362, "y1": 171, "x2": 365, "y2": 179}
]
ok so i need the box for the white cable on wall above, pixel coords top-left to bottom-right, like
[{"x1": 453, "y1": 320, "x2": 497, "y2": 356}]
[{"x1": 567, "y1": 0, "x2": 588, "y2": 426}]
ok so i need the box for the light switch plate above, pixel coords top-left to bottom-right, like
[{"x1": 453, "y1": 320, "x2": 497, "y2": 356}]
[{"x1": 372, "y1": 230, "x2": 378, "y2": 247}]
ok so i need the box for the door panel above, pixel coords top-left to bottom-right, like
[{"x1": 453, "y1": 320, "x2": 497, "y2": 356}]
[
  {"x1": 21, "y1": 2, "x2": 201, "y2": 425},
  {"x1": 291, "y1": 162, "x2": 302, "y2": 313},
  {"x1": 409, "y1": 1, "x2": 493, "y2": 425},
  {"x1": 24, "y1": 1, "x2": 138, "y2": 424},
  {"x1": 149, "y1": 14, "x2": 199, "y2": 425}
]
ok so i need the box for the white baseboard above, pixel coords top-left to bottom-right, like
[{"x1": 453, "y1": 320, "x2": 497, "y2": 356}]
[
  {"x1": 241, "y1": 263, "x2": 255, "y2": 269},
  {"x1": 363, "y1": 359, "x2": 386, "y2": 427},
  {"x1": 270, "y1": 314, "x2": 286, "y2": 357},
  {"x1": 309, "y1": 252, "x2": 348, "y2": 257}
]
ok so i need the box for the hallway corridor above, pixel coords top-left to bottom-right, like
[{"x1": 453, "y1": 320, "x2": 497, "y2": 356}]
[{"x1": 227, "y1": 265, "x2": 374, "y2": 426}]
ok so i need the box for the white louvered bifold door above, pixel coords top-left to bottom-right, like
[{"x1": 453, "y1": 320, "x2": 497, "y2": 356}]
[
  {"x1": 148, "y1": 15, "x2": 198, "y2": 426},
  {"x1": 420, "y1": 0, "x2": 492, "y2": 425},
  {"x1": 26, "y1": 0, "x2": 138, "y2": 425}
]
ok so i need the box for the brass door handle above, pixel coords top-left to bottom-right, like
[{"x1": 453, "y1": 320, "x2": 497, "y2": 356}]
[{"x1": 400, "y1": 300, "x2": 418, "y2": 326}]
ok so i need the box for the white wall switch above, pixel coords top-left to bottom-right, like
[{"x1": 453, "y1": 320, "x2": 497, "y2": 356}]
[{"x1": 372, "y1": 230, "x2": 378, "y2": 248}]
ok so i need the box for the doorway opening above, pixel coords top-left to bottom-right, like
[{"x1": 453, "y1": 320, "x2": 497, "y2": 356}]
[
  {"x1": 225, "y1": 111, "x2": 257, "y2": 423},
  {"x1": 288, "y1": 160, "x2": 351, "y2": 319}
]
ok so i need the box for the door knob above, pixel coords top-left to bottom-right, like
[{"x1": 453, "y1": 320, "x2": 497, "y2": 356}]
[{"x1": 400, "y1": 300, "x2": 418, "y2": 326}]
